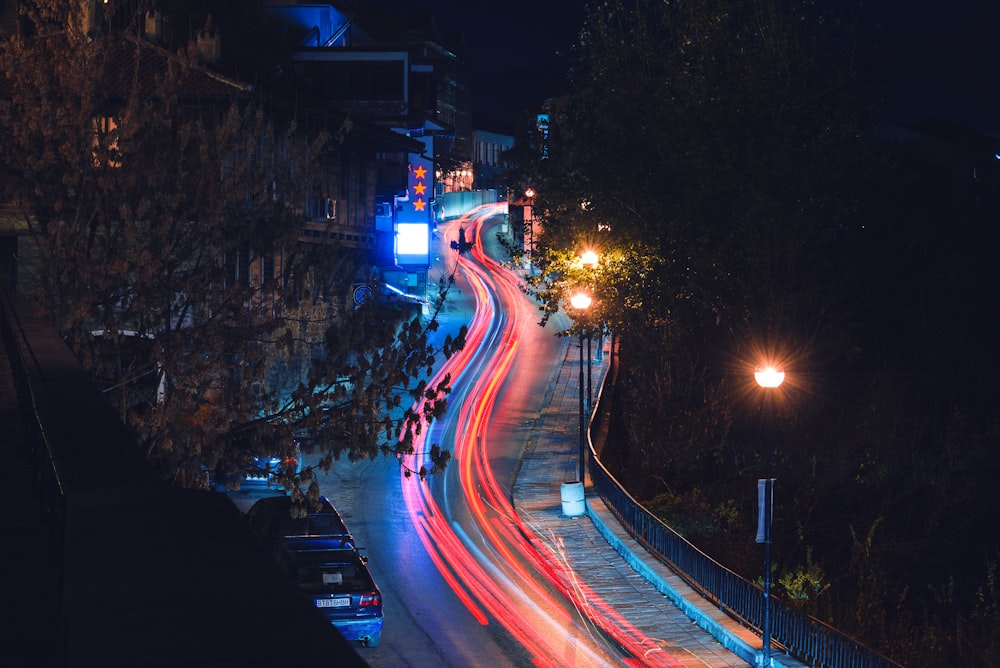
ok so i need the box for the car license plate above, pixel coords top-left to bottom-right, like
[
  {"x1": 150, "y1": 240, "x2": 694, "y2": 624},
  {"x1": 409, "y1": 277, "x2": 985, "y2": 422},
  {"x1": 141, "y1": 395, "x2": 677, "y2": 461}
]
[{"x1": 316, "y1": 597, "x2": 350, "y2": 608}]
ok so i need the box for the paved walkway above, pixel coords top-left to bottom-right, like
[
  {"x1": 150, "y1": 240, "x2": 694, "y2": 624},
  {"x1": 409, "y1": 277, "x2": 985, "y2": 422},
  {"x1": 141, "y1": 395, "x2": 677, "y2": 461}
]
[{"x1": 511, "y1": 332, "x2": 807, "y2": 668}]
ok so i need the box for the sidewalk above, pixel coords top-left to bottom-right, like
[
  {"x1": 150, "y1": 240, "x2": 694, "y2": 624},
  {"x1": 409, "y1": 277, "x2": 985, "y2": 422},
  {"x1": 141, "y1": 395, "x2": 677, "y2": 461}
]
[{"x1": 511, "y1": 333, "x2": 807, "y2": 668}]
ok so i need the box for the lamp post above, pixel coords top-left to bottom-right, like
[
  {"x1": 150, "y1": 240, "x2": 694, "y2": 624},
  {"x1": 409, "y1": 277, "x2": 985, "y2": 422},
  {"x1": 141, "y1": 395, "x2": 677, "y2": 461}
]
[
  {"x1": 524, "y1": 189, "x2": 535, "y2": 273},
  {"x1": 570, "y1": 291, "x2": 593, "y2": 483},
  {"x1": 754, "y1": 365, "x2": 784, "y2": 668},
  {"x1": 580, "y1": 248, "x2": 601, "y2": 384},
  {"x1": 580, "y1": 250, "x2": 602, "y2": 365}
]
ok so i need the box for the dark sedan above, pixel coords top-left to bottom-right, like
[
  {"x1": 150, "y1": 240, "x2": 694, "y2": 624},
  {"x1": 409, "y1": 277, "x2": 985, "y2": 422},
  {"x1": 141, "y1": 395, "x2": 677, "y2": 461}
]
[{"x1": 279, "y1": 539, "x2": 384, "y2": 647}]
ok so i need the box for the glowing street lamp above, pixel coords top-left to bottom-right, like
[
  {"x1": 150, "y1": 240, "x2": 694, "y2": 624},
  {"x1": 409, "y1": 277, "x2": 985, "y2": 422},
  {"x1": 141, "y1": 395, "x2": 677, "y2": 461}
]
[
  {"x1": 579, "y1": 249, "x2": 601, "y2": 362},
  {"x1": 754, "y1": 366, "x2": 785, "y2": 388},
  {"x1": 570, "y1": 291, "x2": 593, "y2": 483},
  {"x1": 569, "y1": 291, "x2": 592, "y2": 312},
  {"x1": 754, "y1": 364, "x2": 784, "y2": 668}
]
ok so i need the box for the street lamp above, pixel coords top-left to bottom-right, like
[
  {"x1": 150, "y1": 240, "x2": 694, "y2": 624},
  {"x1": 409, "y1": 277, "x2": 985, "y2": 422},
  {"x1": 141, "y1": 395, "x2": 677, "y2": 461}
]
[
  {"x1": 570, "y1": 291, "x2": 593, "y2": 483},
  {"x1": 579, "y1": 250, "x2": 602, "y2": 363},
  {"x1": 754, "y1": 364, "x2": 784, "y2": 668},
  {"x1": 524, "y1": 189, "x2": 535, "y2": 273}
]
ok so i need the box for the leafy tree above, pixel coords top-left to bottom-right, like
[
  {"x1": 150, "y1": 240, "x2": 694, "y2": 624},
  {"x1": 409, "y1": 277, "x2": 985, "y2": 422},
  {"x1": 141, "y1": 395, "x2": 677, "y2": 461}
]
[
  {"x1": 514, "y1": 0, "x2": 1000, "y2": 664},
  {"x1": 524, "y1": 0, "x2": 877, "y2": 499},
  {"x1": 0, "y1": 0, "x2": 459, "y2": 490},
  {"x1": 508, "y1": 0, "x2": 990, "y2": 663}
]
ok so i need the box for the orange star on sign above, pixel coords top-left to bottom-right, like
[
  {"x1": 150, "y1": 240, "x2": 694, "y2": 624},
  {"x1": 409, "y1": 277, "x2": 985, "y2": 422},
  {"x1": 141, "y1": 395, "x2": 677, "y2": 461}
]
[
  {"x1": 413, "y1": 198, "x2": 426, "y2": 211},
  {"x1": 413, "y1": 165, "x2": 427, "y2": 180},
  {"x1": 413, "y1": 182, "x2": 427, "y2": 195}
]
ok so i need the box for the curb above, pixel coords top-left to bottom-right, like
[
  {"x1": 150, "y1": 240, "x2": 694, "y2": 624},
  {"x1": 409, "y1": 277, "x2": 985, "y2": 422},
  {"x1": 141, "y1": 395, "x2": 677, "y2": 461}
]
[{"x1": 585, "y1": 497, "x2": 810, "y2": 668}]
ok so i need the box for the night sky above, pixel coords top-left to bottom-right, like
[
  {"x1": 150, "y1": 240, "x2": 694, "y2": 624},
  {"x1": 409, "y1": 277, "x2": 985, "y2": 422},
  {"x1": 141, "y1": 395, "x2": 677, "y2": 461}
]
[
  {"x1": 372, "y1": 0, "x2": 583, "y2": 124},
  {"x1": 370, "y1": 0, "x2": 1000, "y2": 133},
  {"x1": 869, "y1": 0, "x2": 1000, "y2": 131}
]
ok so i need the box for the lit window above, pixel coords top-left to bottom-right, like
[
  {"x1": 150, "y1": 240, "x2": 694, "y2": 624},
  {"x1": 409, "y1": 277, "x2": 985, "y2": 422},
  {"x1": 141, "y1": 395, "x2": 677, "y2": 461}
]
[{"x1": 92, "y1": 116, "x2": 121, "y2": 168}]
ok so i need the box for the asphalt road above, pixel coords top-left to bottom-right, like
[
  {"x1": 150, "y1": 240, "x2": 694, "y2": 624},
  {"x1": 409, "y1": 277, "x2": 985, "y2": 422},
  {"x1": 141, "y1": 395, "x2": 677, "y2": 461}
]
[
  {"x1": 228, "y1": 206, "x2": 755, "y2": 667},
  {"x1": 317, "y1": 207, "x2": 625, "y2": 666}
]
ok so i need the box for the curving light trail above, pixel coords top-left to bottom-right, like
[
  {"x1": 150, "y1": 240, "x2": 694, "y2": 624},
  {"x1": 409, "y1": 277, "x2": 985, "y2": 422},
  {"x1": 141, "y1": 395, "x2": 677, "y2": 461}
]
[{"x1": 400, "y1": 203, "x2": 682, "y2": 667}]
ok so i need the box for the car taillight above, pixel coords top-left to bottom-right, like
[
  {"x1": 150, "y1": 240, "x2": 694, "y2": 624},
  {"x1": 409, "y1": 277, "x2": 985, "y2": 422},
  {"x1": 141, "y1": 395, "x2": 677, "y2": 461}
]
[{"x1": 359, "y1": 592, "x2": 381, "y2": 607}]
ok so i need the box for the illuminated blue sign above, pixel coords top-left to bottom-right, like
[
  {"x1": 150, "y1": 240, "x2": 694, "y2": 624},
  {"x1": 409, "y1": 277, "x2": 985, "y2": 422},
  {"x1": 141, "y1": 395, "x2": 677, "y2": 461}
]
[{"x1": 395, "y1": 153, "x2": 433, "y2": 266}]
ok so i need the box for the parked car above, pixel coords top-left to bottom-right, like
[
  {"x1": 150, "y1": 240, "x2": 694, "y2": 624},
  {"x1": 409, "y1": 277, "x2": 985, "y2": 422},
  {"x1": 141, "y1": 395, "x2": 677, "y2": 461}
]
[
  {"x1": 243, "y1": 440, "x2": 302, "y2": 486},
  {"x1": 211, "y1": 444, "x2": 302, "y2": 491},
  {"x1": 278, "y1": 538, "x2": 383, "y2": 647}
]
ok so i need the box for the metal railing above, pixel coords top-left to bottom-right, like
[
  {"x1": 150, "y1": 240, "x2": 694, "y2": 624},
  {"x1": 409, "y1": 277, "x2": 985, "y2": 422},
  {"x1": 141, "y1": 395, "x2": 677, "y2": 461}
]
[{"x1": 586, "y1": 344, "x2": 905, "y2": 668}]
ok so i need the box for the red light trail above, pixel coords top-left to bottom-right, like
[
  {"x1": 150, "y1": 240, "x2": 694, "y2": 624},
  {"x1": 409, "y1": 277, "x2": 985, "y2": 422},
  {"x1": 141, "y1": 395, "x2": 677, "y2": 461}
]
[{"x1": 400, "y1": 204, "x2": 682, "y2": 667}]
